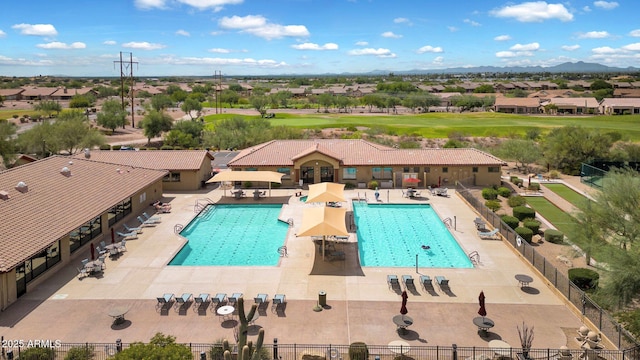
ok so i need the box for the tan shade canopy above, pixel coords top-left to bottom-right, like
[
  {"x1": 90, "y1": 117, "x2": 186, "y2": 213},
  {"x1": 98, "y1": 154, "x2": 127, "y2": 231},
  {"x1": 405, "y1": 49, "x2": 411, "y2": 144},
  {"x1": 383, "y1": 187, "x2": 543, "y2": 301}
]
[
  {"x1": 306, "y1": 182, "x2": 346, "y2": 203},
  {"x1": 297, "y1": 206, "x2": 348, "y2": 237},
  {"x1": 206, "y1": 171, "x2": 284, "y2": 184}
]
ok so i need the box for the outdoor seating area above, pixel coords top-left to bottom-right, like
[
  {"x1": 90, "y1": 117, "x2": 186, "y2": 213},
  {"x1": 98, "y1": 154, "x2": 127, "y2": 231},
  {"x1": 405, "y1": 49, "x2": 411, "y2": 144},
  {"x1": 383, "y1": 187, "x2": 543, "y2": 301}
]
[
  {"x1": 153, "y1": 201, "x2": 172, "y2": 213},
  {"x1": 431, "y1": 187, "x2": 449, "y2": 197},
  {"x1": 478, "y1": 228, "x2": 500, "y2": 239},
  {"x1": 387, "y1": 274, "x2": 452, "y2": 296},
  {"x1": 232, "y1": 190, "x2": 246, "y2": 199}
]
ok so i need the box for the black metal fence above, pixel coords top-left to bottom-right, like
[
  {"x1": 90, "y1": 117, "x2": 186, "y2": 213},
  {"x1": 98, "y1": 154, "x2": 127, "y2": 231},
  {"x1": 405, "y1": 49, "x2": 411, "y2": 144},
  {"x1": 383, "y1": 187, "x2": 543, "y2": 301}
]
[
  {"x1": 2, "y1": 342, "x2": 638, "y2": 360},
  {"x1": 454, "y1": 181, "x2": 639, "y2": 350}
]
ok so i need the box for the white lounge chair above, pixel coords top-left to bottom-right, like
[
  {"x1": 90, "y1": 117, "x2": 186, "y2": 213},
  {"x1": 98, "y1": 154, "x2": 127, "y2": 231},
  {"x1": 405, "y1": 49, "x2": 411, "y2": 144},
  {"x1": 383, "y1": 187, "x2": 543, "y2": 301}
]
[
  {"x1": 272, "y1": 294, "x2": 286, "y2": 311},
  {"x1": 116, "y1": 239, "x2": 127, "y2": 253},
  {"x1": 156, "y1": 293, "x2": 174, "y2": 311},
  {"x1": 137, "y1": 216, "x2": 157, "y2": 227},
  {"x1": 387, "y1": 275, "x2": 400, "y2": 290},
  {"x1": 402, "y1": 275, "x2": 414, "y2": 287},
  {"x1": 194, "y1": 293, "x2": 210, "y2": 311},
  {"x1": 116, "y1": 231, "x2": 138, "y2": 240},
  {"x1": 478, "y1": 228, "x2": 499, "y2": 239},
  {"x1": 123, "y1": 223, "x2": 143, "y2": 234},
  {"x1": 212, "y1": 293, "x2": 226, "y2": 305},
  {"x1": 143, "y1": 212, "x2": 161, "y2": 223},
  {"x1": 254, "y1": 293, "x2": 268, "y2": 304},
  {"x1": 174, "y1": 293, "x2": 193, "y2": 311},
  {"x1": 228, "y1": 293, "x2": 242, "y2": 305}
]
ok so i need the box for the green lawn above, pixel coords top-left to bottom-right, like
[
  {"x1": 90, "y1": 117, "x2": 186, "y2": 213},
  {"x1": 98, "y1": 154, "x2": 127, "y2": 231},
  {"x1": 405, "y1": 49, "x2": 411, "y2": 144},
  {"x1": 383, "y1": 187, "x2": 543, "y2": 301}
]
[
  {"x1": 203, "y1": 112, "x2": 640, "y2": 140},
  {"x1": 543, "y1": 183, "x2": 591, "y2": 211},
  {"x1": 524, "y1": 197, "x2": 577, "y2": 236}
]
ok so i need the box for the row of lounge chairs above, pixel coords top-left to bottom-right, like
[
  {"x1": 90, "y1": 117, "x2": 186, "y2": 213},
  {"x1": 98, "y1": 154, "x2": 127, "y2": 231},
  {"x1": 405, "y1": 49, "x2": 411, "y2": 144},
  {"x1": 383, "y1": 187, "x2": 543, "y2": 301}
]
[
  {"x1": 388, "y1": 274, "x2": 450, "y2": 292},
  {"x1": 156, "y1": 292, "x2": 287, "y2": 313}
]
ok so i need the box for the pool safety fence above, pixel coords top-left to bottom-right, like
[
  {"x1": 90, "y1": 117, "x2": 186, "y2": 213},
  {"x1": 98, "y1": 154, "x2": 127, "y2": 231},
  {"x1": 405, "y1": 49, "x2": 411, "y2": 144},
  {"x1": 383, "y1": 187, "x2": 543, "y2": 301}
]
[
  {"x1": 455, "y1": 180, "x2": 640, "y2": 350},
  {"x1": 2, "y1": 342, "x2": 636, "y2": 360}
]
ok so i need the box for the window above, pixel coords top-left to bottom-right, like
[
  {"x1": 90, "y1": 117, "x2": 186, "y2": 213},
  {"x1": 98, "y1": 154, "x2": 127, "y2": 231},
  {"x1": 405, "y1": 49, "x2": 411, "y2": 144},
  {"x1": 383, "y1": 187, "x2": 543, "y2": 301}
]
[
  {"x1": 442, "y1": 167, "x2": 448, "y2": 173},
  {"x1": 413, "y1": 167, "x2": 420, "y2": 173},
  {"x1": 21, "y1": 240, "x2": 60, "y2": 287},
  {"x1": 424, "y1": 167, "x2": 430, "y2": 173},
  {"x1": 372, "y1": 167, "x2": 393, "y2": 180},
  {"x1": 108, "y1": 198, "x2": 132, "y2": 227},
  {"x1": 139, "y1": 192, "x2": 146, "y2": 204},
  {"x1": 472, "y1": 167, "x2": 478, "y2": 173},
  {"x1": 488, "y1": 166, "x2": 501, "y2": 173},
  {"x1": 163, "y1": 172, "x2": 181, "y2": 182},
  {"x1": 403, "y1": 167, "x2": 410, "y2": 173},
  {"x1": 277, "y1": 167, "x2": 291, "y2": 179},
  {"x1": 343, "y1": 167, "x2": 357, "y2": 180},
  {"x1": 245, "y1": 167, "x2": 257, "y2": 171},
  {"x1": 70, "y1": 216, "x2": 102, "y2": 253}
]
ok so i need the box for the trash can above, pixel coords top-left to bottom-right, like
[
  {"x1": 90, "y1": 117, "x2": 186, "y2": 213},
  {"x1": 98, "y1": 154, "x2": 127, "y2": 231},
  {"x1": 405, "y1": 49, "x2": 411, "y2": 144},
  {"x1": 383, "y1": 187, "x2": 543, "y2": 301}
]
[{"x1": 318, "y1": 290, "x2": 327, "y2": 307}]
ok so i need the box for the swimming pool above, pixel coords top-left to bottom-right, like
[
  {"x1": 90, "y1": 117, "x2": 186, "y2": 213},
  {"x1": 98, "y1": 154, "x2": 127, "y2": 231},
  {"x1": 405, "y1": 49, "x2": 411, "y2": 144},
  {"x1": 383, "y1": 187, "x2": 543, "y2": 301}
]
[
  {"x1": 169, "y1": 204, "x2": 288, "y2": 266},
  {"x1": 354, "y1": 202, "x2": 473, "y2": 268}
]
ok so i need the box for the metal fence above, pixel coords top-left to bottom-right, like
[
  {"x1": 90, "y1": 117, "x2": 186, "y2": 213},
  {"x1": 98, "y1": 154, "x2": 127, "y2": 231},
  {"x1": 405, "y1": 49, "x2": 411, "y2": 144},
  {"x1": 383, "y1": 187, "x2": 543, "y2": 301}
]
[
  {"x1": 454, "y1": 181, "x2": 639, "y2": 351},
  {"x1": 2, "y1": 342, "x2": 638, "y2": 360}
]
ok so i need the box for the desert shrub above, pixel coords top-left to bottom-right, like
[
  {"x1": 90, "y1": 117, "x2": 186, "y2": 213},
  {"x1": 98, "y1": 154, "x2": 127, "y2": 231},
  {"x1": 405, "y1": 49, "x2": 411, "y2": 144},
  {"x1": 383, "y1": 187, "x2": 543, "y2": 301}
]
[
  {"x1": 549, "y1": 170, "x2": 560, "y2": 179},
  {"x1": 112, "y1": 145, "x2": 122, "y2": 150},
  {"x1": 344, "y1": 182, "x2": 355, "y2": 190},
  {"x1": 18, "y1": 346, "x2": 56, "y2": 360},
  {"x1": 208, "y1": 339, "x2": 226, "y2": 360},
  {"x1": 65, "y1": 345, "x2": 95, "y2": 360},
  {"x1": 346, "y1": 126, "x2": 358, "y2": 132},
  {"x1": 367, "y1": 180, "x2": 378, "y2": 190},
  {"x1": 568, "y1": 268, "x2": 599, "y2": 291},
  {"x1": 481, "y1": 187, "x2": 498, "y2": 200},
  {"x1": 513, "y1": 206, "x2": 535, "y2": 221},
  {"x1": 348, "y1": 342, "x2": 369, "y2": 360},
  {"x1": 508, "y1": 195, "x2": 526, "y2": 207},
  {"x1": 501, "y1": 215, "x2": 520, "y2": 230},
  {"x1": 513, "y1": 178, "x2": 523, "y2": 187},
  {"x1": 527, "y1": 182, "x2": 540, "y2": 191},
  {"x1": 485, "y1": 200, "x2": 501, "y2": 212},
  {"x1": 523, "y1": 219, "x2": 541, "y2": 234},
  {"x1": 497, "y1": 187, "x2": 511, "y2": 198},
  {"x1": 544, "y1": 229, "x2": 564, "y2": 244},
  {"x1": 99, "y1": 144, "x2": 111, "y2": 150},
  {"x1": 160, "y1": 145, "x2": 174, "y2": 150},
  {"x1": 12, "y1": 114, "x2": 19, "y2": 119},
  {"x1": 510, "y1": 176, "x2": 519, "y2": 183},
  {"x1": 515, "y1": 226, "x2": 534, "y2": 243}
]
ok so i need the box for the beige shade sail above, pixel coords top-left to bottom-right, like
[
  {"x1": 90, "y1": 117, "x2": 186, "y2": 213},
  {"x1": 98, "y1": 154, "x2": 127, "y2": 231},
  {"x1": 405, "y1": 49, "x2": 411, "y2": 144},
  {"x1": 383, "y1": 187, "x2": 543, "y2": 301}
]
[
  {"x1": 306, "y1": 182, "x2": 346, "y2": 203},
  {"x1": 206, "y1": 171, "x2": 284, "y2": 197},
  {"x1": 297, "y1": 206, "x2": 348, "y2": 261}
]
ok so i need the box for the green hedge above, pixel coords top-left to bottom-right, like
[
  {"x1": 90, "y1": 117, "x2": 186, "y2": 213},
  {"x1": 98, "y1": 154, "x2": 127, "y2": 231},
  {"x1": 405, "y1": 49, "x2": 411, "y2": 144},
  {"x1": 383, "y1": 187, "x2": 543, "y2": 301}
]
[
  {"x1": 485, "y1": 200, "x2": 501, "y2": 212},
  {"x1": 515, "y1": 226, "x2": 534, "y2": 243},
  {"x1": 99, "y1": 144, "x2": 111, "y2": 150},
  {"x1": 528, "y1": 182, "x2": 540, "y2": 191},
  {"x1": 349, "y1": 342, "x2": 369, "y2": 360},
  {"x1": 508, "y1": 195, "x2": 526, "y2": 207},
  {"x1": 482, "y1": 187, "x2": 498, "y2": 200},
  {"x1": 544, "y1": 229, "x2": 564, "y2": 244},
  {"x1": 523, "y1": 219, "x2": 541, "y2": 234},
  {"x1": 497, "y1": 187, "x2": 511, "y2": 198},
  {"x1": 568, "y1": 268, "x2": 599, "y2": 291},
  {"x1": 513, "y1": 206, "x2": 536, "y2": 221},
  {"x1": 368, "y1": 180, "x2": 378, "y2": 190},
  {"x1": 18, "y1": 347, "x2": 56, "y2": 360},
  {"x1": 501, "y1": 215, "x2": 519, "y2": 230}
]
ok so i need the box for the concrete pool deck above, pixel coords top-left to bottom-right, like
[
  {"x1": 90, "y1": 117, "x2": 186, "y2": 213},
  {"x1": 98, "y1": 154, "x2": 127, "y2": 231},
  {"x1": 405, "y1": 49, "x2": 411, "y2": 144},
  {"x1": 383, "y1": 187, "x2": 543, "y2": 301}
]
[{"x1": 0, "y1": 187, "x2": 593, "y2": 349}]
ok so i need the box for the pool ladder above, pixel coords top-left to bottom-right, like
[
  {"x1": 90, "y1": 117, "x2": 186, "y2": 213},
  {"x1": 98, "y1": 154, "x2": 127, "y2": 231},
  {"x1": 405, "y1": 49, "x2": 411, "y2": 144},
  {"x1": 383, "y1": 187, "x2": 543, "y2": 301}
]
[
  {"x1": 443, "y1": 217, "x2": 452, "y2": 228},
  {"x1": 174, "y1": 224, "x2": 184, "y2": 234},
  {"x1": 468, "y1": 251, "x2": 480, "y2": 265},
  {"x1": 278, "y1": 246, "x2": 288, "y2": 257}
]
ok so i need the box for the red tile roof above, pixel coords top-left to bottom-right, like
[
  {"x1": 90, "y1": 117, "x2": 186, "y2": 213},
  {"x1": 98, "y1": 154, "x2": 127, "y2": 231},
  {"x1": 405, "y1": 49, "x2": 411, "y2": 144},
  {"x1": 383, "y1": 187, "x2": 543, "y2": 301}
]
[
  {"x1": 0, "y1": 156, "x2": 167, "y2": 272},
  {"x1": 71, "y1": 150, "x2": 214, "y2": 171},
  {"x1": 229, "y1": 140, "x2": 505, "y2": 167}
]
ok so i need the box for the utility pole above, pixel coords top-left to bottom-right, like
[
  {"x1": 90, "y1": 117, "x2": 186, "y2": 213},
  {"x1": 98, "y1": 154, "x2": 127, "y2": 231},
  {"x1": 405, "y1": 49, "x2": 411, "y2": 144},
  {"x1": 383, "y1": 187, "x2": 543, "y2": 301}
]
[
  {"x1": 214, "y1": 70, "x2": 222, "y2": 114},
  {"x1": 114, "y1": 52, "x2": 138, "y2": 128}
]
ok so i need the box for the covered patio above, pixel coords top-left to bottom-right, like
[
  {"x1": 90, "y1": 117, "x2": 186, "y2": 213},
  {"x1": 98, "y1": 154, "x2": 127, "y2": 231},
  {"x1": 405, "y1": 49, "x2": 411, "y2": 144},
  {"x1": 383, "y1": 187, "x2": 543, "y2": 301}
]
[{"x1": 206, "y1": 170, "x2": 284, "y2": 198}]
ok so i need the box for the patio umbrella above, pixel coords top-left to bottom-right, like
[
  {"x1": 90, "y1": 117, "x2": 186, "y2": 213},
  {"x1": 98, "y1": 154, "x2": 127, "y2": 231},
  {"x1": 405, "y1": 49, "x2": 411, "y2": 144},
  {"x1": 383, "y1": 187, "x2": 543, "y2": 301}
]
[
  {"x1": 90, "y1": 243, "x2": 95, "y2": 261},
  {"x1": 111, "y1": 228, "x2": 115, "y2": 244},
  {"x1": 305, "y1": 182, "x2": 346, "y2": 203},
  {"x1": 400, "y1": 290, "x2": 408, "y2": 315},
  {"x1": 404, "y1": 177, "x2": 420, "y2": 184},
  {"x1": 297, "y1": 206, "x2": 348, "y2": 260},
  {"x1": 478, "y1": 291, "x2": 487, "y2": 319}
]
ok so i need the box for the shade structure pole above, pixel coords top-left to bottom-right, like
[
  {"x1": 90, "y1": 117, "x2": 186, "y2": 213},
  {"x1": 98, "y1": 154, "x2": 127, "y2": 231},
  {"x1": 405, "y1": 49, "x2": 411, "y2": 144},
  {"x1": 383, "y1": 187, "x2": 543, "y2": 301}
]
[
  {"x1": 269, "y1": 183, "x2": 271, "y2": 197},
  {"x1": 322, "y1": 235, "x2": 326, "y2": 261}
]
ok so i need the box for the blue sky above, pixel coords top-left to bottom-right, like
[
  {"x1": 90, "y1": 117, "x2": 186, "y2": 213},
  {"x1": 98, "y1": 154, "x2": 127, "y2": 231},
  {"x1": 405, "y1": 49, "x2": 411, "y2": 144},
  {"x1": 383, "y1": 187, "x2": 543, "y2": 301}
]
[{"x1": 1, "y1": 0, "x2": 639, "y2": 77}]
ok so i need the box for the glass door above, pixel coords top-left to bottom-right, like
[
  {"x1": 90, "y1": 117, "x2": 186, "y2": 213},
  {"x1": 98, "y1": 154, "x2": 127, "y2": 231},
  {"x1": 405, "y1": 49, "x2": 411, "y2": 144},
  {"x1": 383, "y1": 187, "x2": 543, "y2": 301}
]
[
  {"x1": 320, "y1": 167, "x2": 334, "y2": 182},
  {"x1": 301, "y1": 166, "x2": 314, "y2": 184}
]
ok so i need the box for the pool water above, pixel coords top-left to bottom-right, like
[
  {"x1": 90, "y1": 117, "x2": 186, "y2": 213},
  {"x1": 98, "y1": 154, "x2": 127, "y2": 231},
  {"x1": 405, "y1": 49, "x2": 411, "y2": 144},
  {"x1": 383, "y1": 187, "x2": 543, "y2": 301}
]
[
  {"x1": 354, "y1": 202, "x2": 473, "y2": 268},
  {"x1": 169, "y1": 204, "x2": 288, "y2": 266}
]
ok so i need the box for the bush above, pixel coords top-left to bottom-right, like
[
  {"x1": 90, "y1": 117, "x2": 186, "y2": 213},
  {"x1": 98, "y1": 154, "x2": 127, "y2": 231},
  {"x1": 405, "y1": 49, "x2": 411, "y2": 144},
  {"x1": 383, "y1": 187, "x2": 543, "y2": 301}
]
[
  {"x1": 348, "y1": 342, "x2": 369, "y2": 360},
  {"x1": 568, "y1": 268, "x2": 599, "y2": 291},
  {"x1": 513, "y1": 206, "x2": 535, "y2": 221},
  {"x1": 510, "y1": 176, "x2": 519, "y2": 183},
  {"x1": 501, "y1": 215, "x2": 520, "y2": 230},
  {"x1": 65, "y1": 345, "x2": 95, "y2": 360},
  {"x1": 485, "y1": 200, "x2": 501, "y2": 212},
  {"x1": 544, "y1": 229, "x2": 564, "y2": 244},
  {"x1": 243, "y1": 181, "x2": 253, "y2": 188},
  {"x1": 368, "y1": 180, "x2": 378, "y2": 190},
  {"x1": 99, "y1": 144, "x2": 111, "y2": 150},
  {"x1": 344, "y1": 182, "x2": 355, "y2": 190},
  {"x1": 112, "y1": 145, "x2": 122, "y2": 150},
  {"x1": 515, "y1": 226, "x2": 534, "y2": 243},
  {"x1": 508, "y1": 195, "x2": 526, "y2": 207},
  {"x1": 527, "y1": 182, "x2": 540, "y2": 191},
  {"x1": 497, "y1": 187, "x2": 511, "y2": 198},
  {"x1": 523, "y1": 219, "x2": 541, "y2": 234},
  {"x1": 549, "y1": 170, "x2": 560, "y2": 179},
  {"x1": 208, "y1": 339, "x2": 226, "y2": 360},
  {"x1": 160, "y1": 145, "x2": 174, "y2": 150},
  {"x1": 18, "y1": 347, "x2": 56, "y2": 360},
  {"x1": 513, "y1": 178, "x2": 524, "y2": 187},
  {"x1": 481, "y1": 187, "x2": 498, "y2": 200}
]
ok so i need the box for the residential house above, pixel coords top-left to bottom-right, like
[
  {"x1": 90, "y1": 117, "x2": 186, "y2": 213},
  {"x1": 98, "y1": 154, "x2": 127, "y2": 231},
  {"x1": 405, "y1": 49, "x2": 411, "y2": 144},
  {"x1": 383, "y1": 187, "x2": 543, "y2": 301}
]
[
  {"x1": 0, "y1": 89, "x2": 25, "y2": 101},
  {"x1": 541, "y1": 97, "x2": 600, "y2": 114},
  {"x1": 494, "y1": 97, "x2": 541, "y2": 114},
  {"x1": 20, "y1": 87, "x2": 57, "y2": 101},
  {"x1": 51, "y1": 87, "x2": 97, "y2": 101},
  {"x1": 600, "y1": 98, "x2": 640, "y2": 115}
]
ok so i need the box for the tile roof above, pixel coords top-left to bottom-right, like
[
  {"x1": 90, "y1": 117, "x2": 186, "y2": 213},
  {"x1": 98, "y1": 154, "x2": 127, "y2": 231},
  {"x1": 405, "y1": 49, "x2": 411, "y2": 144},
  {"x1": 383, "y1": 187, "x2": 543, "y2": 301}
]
[
  {"x1": 228, "y1": 140, "x2": 505, "y2": 167},
  {"x1": 546, "y1": 97, "x2": 600, "y2": 107},
  {"x1": 20, "y1": 87, "x2": 58, "y2": 97},
  {"x1": 0, "y1": 89, "x2": 25, "y2": 97},
  {"x1": 600, "y1": 98, "x2": 640, "y2": 107},
  {"x1": 495, "y1": 97, "x2": 540, "y2": 107},
  {"x1": 0, "y1": 156, "x2": 167, "y2": 272},
  {"x1": 71, "y1": 150, "x2": 213, "y2": 171}
]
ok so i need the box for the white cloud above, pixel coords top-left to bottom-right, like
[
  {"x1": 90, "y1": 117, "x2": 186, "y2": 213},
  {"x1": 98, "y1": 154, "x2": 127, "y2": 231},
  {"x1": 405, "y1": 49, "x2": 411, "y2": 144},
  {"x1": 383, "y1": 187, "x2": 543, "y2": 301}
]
[
  {"x1": 593, "y1": 1, "x2": 618, "y2": 10},
  {"x1": 629, "y1": 29, "x2": 640, "y2": 37},
  {"x1": 355, "y1": 41, "x2": 368, "y2": 46},
  {"x1": 394, "y1": 17, "x2": 410, "y2": 24},
  {"x1": 496, "y1": 42, "x2": 540, "y2": 58},
  {"x1": 432, "y1": 56, "x2": 444, "y2": 65},
  {"x1": 578, "y1": 31, "x2": 610, "y2": 39},
  {"x1": 416, "y1": 45, "x2": 443, "y2": 54},
  {"x1": 134, "y1": 0, "x2": 242, "y2": 10},
  {"x1": 103, "y1": 40, "x2": 117, "y2": 45},
  {"x1": 496, "y1": 51, "x2": 517, "y2": 58},
  {"x1": 583, "y1": 6, "x2": 592, "y2": 11},
  {"x1": 347, "y1": 48, "x2": 396, "y2": 58},
  {"x1": 622, "y1": 43, "x2": 640, "y2": 51},
  {"x1": 0, "y1": 30, "x2": 6, "y2": 38},
  {"x1": 381, "y1": 31, "x2": 402, "y2": 38},
  {"x1": 122, "y1": 41, "x2": 166, "y2": 50},
  {"x1": 134, "y1": 0, "x2": 166, "y2": 9},
  {"x1": 447, "y1": 26, "x2": 459, "y2": 32},
  {"x1": 12, "y1": 23, "x2": 58, "y2": 36},
  {"x1": 0, "y1": 55, "x2": 54, "y2": 66},
  {"x1": 491, "y1": 2, "x2": 573, "y2": 22},
  {"x1": 218, "y1": 15, "x2": 309, "y2": 40},
  {"x1": 510, "y1": 42, "x2": 540, "y2": 51},
  {"x1": 167, "y1": 56, "x2": 287, "y2": 69},
  {"x1": 291, "y1": 42, "x2": 338, "y2": 50},
  {"x1": 36, "y1": 41, "x2": 86, "y2": 49},
  {"x1": 494, "y1": 35, "x2": 512, "y2": 41},
  {"x1": 463, "y1": 19, "x2": 481, "y2": 26},
  {"x1": 176, "y1": 30, "x2": 190, "y2": 37},
  {"x1": 562, "y1": 44, "x2": 580, "y2": 51},
  {"x1": 592, "y1": 46, "x2": 616, "y2": 54},
  {"x1": 208, "y1": 48, "x2": 230, "y2": 53}
]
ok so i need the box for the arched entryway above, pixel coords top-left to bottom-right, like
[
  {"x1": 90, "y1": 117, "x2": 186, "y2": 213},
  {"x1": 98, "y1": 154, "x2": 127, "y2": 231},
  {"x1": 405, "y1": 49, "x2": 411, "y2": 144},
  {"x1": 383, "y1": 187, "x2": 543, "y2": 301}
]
[{"x1": 300, "y1": 161, "x2": 335, "y2": 184}]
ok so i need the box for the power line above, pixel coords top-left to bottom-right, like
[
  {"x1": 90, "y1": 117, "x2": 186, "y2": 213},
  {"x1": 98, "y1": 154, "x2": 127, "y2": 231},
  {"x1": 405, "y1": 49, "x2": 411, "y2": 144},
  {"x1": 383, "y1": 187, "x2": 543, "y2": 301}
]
[{"x1": 114, "y1": 52, "x2": 138, "y2": 128}]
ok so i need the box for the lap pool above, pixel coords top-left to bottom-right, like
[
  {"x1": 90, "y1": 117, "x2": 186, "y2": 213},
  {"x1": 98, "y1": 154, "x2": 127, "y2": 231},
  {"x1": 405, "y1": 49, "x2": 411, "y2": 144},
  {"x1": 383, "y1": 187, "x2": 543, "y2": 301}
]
[{"x1": 354, "y1": 202, "x2": 473, "y2": 268}]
